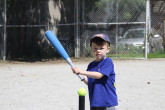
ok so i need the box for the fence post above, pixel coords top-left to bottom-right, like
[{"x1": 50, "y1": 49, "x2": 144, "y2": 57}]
[
  {"x1": 3, "y1": 0, "x2": 7, "y2": 61},
  {"x1": 74, "y1": 0, "x2": 80, "y2": 58},
  {"x1": 145, "y1": 0, "x2": 151, "y2": 60},
  {"x1": 115, "y1": 0, "x2": 119, "y2": 54}
]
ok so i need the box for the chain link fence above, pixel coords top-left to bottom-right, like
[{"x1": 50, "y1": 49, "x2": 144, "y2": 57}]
[
  {"x1": 149, "y1": 0, "x2": 165, "y2": 53},
  {"x1": 1, "y1": 0, "x2": 76, "y2": 60},
  {"x1": 0, "y1": 0, "x2": 164, "y2": 60},
  {"x1": 80, "y1": 0, "x2": 146, "y2": 58}
]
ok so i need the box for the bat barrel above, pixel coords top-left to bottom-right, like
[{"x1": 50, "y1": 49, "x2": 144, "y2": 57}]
[
  {"x1": 45, "y1": 30, "x2": 69, "y2": 60},
  {"x1": 45, "y1": 30, "x2": 84, "y2": 81}
]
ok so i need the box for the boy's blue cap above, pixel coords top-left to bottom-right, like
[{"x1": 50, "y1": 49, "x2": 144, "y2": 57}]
[{"x1": 90, "y1": 33, "x2": 110, "y2": 45}]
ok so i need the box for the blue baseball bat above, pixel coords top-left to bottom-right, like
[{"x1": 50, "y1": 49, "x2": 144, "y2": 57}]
[{"x1": 45, "y1": 30, "x2": 84, "y2": 81}]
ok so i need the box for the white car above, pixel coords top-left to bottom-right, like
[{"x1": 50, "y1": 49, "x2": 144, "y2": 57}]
[{"x1": 118, "y1": 28, "x2": 145, "y2": 47}]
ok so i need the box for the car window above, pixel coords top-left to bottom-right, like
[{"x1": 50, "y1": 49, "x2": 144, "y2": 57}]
[{"x1": 124, "y1": 30, "x2": 145, "y2": 39}]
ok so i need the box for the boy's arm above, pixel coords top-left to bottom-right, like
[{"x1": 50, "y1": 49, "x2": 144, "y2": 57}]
[
  {"x1": 81, "y1": 70, "x2": 104, "y2": 79},
  {"x1": 82, "y1": 75, "x2": 88, "y2": 85},
  {"x1": 72, "y1": 67, "x2": 104, "y2": 79}
]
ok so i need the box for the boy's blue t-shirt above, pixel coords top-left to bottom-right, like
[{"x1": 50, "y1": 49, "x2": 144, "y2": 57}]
[{"x1": 87, "y1": 57, "x2": 118, "y2": 107}]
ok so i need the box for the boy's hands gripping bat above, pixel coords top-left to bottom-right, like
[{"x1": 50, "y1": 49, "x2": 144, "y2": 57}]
[{"x1": 45, "y1": 30, "x2": 84, "y2": 81}]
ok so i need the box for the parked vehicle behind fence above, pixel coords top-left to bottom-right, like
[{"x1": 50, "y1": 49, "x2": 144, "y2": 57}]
[{"x1": 118, "y1": 28, "x2": 145, "y2": 48}]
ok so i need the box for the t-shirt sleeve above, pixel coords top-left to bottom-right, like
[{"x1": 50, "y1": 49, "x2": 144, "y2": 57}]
[{"x1": 98, "y1": 59, "x2": 114, "y2": 77}]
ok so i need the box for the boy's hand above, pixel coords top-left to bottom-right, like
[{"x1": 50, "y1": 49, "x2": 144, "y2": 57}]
[
  {"x1": 72, "y1": 67, "x2": 88, "y2": 85},
  {"x1": 71, "y1": 67, "x2": 83, "y2": 75}
]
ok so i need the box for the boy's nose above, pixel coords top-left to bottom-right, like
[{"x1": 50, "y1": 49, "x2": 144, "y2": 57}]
[{"x1": 96, "y1": 49, "x2": 101, "y2": 52}]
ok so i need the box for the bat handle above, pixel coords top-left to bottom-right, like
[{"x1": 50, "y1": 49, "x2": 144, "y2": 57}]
[
  {"x1": 77, "y1": 74, "x2": 85, "y2": 81},
  {"x1": 66, "y1": 58, "x2": 85, "y2": 81}
]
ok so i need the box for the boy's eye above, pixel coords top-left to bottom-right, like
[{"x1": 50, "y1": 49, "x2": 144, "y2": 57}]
[
  {"x1": 93, "y1": 48, "x2": 104, "y2": 51},
  {"x1": 94, "y1": 48, "x2": 98, "y2": 50}
]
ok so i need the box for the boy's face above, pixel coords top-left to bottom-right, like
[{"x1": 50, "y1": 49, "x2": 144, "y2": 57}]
[{"x1": 91, "y1": 42, "x2": 110, "y2": 62}]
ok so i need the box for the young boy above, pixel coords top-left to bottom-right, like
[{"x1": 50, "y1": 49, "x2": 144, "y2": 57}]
[{"x1": 72, "y1": 34, "x2": 118, "y2": 110}]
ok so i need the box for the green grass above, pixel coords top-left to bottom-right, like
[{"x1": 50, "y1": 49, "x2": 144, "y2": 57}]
[
  {"x1": 85, "y1": 44, "x2": 165, "y2": 59},
  {"x1": 108, "y1": 45, "x2": 165, "y2": 59},
  {"x1": 107, "y1": 51, "x2": 165, "y2": 59},
  {"x1": 147, "y1": 51, "x2": 165, "y2": 58},
  {"x1": 107, "y1": 53, "x2": 144, "y2": 59},
  {"x1": 108, "y1": 44, "x2": 145, "y2": 59}
]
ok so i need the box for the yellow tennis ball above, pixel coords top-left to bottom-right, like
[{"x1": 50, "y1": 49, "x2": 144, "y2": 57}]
[{"x1": 78, "y1": 88, "x2": 86, "y2": 96}]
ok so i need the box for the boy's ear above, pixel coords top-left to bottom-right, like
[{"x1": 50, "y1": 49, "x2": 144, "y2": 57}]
[{"x1": 107, "y1": 46, "x2": 110, "y2": 53}]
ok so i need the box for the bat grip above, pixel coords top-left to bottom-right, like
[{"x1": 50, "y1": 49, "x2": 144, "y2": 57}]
[
  {"x1": 77, "y1": 74, "x2": 85, "y2": 81},
  {"x1": 66, "y1": 58, "x2": 85, "y2": 81}
]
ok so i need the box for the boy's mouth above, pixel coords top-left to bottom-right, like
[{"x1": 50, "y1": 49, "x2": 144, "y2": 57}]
[{"x1": 96, "y1": 53, "x2": 101, "y2": 57}]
